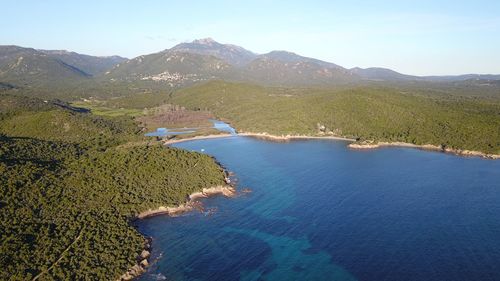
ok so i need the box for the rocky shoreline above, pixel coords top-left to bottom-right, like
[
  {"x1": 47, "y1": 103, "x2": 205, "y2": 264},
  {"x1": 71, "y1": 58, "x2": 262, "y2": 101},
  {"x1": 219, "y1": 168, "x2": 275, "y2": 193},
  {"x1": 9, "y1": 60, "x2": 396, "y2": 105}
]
[
  {"x1": 348, "y1": 141, "x2": 500, "y2": 159},
  {"x1": 160, "y1": 127, "x2": 500, "y2": 160},
  {"x1": 136, "y1": 185, "x2": 236, "y2": 219},
  {"x1": 118, "y1": 184, "x2": 236, "y2": 281},
  {"x1": 162, "y1": 130, "x2": 498, "y2": 159},
  {"x1": 118, "y1": 238, "x2": 152, "y2": 281},
  {"x1": 236, "y1": 132, "x2": 356, "y2": 142}
]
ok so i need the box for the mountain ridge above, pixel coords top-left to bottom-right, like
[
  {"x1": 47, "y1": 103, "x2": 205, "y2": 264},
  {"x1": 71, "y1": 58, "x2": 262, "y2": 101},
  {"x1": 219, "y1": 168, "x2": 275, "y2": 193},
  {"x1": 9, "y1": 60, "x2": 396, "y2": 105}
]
[
  {"x1": 2, "y1": 39, "x2": 499, "y2": 89},
  {"x1": 0, "y1": 45, "x2": 127, "y2": 87},
  {"x1": 105, "y1": 38, "x2": 500, "y2": 86}
]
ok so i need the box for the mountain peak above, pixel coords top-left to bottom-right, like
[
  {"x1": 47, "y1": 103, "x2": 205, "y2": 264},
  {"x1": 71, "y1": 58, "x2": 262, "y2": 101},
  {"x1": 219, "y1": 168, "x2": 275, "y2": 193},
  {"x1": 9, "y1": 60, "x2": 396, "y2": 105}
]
[
  {"x1": 192, "y1": 38, "x2": 217, "y2": 45},
  {"x1": 169, "y1": 38, "x2": 257, "y2": 66},
  {"x1": 268, "y1": 50, "x2": 297, "y2": 56}
]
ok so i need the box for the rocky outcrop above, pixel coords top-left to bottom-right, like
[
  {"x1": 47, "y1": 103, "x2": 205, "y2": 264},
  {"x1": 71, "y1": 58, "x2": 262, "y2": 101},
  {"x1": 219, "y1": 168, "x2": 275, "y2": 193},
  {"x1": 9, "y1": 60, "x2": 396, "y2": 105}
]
[
  {"x1": 118, "y1": 239, "x2": 152, "y2": 281},
  {"x1": 348, "y1": 143, "x2": 381, "y2": 149},
  {"x1": 189, "y1": 186, "x2": 236, "y2": 201},
  {"x1": 137, "y1": 185, "x2": 236, "y2": 219}
]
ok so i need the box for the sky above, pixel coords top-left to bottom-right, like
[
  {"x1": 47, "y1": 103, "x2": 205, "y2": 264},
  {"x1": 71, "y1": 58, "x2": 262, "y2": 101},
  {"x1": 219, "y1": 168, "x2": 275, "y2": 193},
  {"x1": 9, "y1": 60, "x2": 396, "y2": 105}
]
[{"x1": 1, "y1": 0, "x2": 499, "y2": 76}]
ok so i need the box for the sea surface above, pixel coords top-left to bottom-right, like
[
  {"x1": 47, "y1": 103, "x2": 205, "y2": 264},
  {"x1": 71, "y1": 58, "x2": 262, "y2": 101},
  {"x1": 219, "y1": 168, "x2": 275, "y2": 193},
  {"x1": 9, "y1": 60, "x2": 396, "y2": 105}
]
[{"x1": 136, "y1": 136, "x2": 500, "y2": 281}]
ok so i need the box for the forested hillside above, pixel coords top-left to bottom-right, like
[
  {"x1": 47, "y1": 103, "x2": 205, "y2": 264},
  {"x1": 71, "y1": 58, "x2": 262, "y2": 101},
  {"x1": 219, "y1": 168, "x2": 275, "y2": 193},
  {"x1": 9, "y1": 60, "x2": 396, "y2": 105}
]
[
  {"x1": 171, "y1": 81, "x2": 500, "y2": 154},
  {"x1": 0, "y1": 94, "x2": 226, "y2": 280}
]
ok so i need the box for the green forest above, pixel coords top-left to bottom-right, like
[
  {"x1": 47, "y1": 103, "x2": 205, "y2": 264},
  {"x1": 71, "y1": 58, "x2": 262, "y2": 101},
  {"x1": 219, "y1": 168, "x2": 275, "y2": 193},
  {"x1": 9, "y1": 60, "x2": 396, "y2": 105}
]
[
  {"x1": 0, "y1": 93, "x2": 226, "y2": 280},
  {"x1": 1, "y1": 78, "x2": 500, "y2": 279},
  {"x1": 171, "y1": 81, "x2": 500, "y2": 154}
]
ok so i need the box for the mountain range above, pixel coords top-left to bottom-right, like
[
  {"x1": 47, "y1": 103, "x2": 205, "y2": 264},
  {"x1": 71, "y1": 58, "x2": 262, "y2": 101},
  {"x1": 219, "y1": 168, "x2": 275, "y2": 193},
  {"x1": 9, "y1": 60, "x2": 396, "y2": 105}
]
[
  {"x1": 1, "y1": 38, "x2": 499, "y2": 88},
  {"x1": 0, "y1": 45, "x2": 126, "y2": 87}
]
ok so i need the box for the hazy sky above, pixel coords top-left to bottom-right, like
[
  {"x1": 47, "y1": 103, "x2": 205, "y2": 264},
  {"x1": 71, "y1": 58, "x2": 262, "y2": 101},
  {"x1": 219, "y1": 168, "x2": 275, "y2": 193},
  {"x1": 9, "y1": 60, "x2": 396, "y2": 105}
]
[{"x1": 2, "y1": 0, "x2": 500, "y2": 75}]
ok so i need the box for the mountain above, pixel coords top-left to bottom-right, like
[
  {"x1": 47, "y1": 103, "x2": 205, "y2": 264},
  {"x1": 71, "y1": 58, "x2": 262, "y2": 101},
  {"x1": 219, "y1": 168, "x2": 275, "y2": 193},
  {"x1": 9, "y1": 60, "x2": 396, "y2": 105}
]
[
  {"x1": 241, "y1": 51, "x2": 356, "y2": 85},
  {"x1": 104, "y1": 49, "x2": 233, "y2": 86},
  {"x1": 0, "y1": 45, "x2": 91, "y2": 87},
  {"x1": 350, "y1": 67, "x2": 418, "y2": 81},
  {"x1": 259, "y1": 50, "x2": 343, "y2": 69},
  {"x1": 170, "y1": 38, "x2": 257, "y2": 66},
  {"x1": 106, "y1": 39, "x2": 358, "y2": 86},
  {"x1": 3, "y1": 39, "x2": 499, "y2": 89},
  {"x1": 0, "y1": 45, "x2": 126, "y2": 88},
  {"x1": 423, "y1": 74, "x2": 500, "y2": 82},
  {"x1": 39, "y1": 50, "x2": 126, "y2": 75}
]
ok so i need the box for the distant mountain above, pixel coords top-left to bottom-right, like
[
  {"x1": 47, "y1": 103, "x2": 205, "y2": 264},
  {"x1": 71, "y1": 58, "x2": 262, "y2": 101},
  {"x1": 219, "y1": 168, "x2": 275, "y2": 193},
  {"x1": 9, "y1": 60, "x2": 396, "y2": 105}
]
[
  {"x1": 0, "y1": 45, "x2": 125, "y2": 87},
  {"x1": 170, "y1": 38, "x2": 257, "y2": 66},
  {"x1": 104, "y1": 49, "x2": 233, "y2": 86},
  {"x1": 242, "y1": 51, "x2": 356, "y2": 85},
  {"x1": 0, "y1": 45, "x2": 91, "y2": 87},
  {"x1": 350, "y1": 67, "x2": 418, "y2": 81},
  {"x1": 423, "y1": 74, "x2": 500, "y2": 82},
  {"x1": 38, "y1": 50, "x2": 126, "y2": 75},
  {"x1": 107, "y1": 39, "x2": 357, "y2": 86},
  {"x1": 259, "y1": 50, "x2": 343, "y2": 69},
  {"x1": 2, "y1": 39, "x2": 499, "y2": 89}
]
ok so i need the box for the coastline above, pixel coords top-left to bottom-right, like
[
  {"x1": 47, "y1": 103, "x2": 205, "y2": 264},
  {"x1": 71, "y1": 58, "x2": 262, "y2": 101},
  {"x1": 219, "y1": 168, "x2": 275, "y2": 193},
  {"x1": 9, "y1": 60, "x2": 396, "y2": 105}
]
[
  {"x1": 120, "y1": 128, "x2": 498, "y2": 280},
  {"x1": 163, "y1": 133, "x2": 233, "y2": 145},
  {"x1": 136, "y1": 185, "x2": 236, "y2": 219},
  {"x1": 348, "y1": 141, "x2": 500, "y2": 159},
  {"x1": 118, "y1": 185, "x2": 236, "y2": 281},
  {"x1": 162, "y1": 130, "x2": 498, "y2": 159},
  {"x1": 238, "y1": 132, "x2": 356, "y2": 142}
]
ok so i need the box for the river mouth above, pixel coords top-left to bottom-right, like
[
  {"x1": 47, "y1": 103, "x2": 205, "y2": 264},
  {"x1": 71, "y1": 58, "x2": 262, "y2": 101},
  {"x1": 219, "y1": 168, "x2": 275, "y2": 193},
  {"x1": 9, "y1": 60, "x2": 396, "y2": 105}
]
[{"x1": 136, "y1": 136, "x2": 500, "y2": 281}]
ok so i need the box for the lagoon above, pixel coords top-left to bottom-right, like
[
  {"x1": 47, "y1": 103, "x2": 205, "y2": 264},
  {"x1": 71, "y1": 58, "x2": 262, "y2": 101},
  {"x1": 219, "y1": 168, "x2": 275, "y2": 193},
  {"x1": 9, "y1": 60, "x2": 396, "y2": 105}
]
[{"x1": 136, "y1": 136, "x2": 500, "y2": 281}]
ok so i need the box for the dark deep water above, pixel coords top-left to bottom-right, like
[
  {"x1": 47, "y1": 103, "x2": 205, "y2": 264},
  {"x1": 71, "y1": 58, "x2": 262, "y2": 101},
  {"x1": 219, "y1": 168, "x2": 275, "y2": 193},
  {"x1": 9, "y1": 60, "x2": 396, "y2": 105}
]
[{"x1": 136, "y1": 137, "x2": 500, "y2": 281}]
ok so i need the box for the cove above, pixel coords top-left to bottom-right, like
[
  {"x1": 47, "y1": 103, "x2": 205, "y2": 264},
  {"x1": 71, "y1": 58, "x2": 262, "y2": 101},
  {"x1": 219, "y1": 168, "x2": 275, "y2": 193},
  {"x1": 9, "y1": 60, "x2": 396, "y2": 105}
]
[{"x1": 135, "y1": 136, "x2": 500, "y2": 281}]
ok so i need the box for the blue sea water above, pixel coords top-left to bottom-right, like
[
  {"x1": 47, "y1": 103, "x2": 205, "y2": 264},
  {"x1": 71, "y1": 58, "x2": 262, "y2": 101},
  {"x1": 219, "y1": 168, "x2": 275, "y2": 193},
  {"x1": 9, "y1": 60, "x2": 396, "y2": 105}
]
[{"x1": 135, "y1": 137, "x2": 500, "y2": 281}]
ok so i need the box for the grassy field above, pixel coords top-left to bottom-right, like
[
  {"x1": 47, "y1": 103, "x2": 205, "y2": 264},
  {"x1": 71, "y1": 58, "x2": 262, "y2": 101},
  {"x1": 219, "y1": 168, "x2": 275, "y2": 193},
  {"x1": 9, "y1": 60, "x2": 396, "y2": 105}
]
[{"x1": 71, "y1": 101, "x2": 144, "y2": 117}]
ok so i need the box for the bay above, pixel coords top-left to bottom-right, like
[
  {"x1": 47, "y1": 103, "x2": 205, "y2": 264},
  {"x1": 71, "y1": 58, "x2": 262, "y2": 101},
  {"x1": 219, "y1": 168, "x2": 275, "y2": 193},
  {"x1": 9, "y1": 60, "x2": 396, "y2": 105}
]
[{"x1": 136, "y1": 136, "x2": 500, "y2": 281}]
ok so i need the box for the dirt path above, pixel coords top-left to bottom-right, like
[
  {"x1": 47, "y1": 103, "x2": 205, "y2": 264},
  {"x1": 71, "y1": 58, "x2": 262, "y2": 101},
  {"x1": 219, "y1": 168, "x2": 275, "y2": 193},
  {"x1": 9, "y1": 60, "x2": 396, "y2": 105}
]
[{"x1": 32, "y1": 226, "x2": 86, "y2": 281}]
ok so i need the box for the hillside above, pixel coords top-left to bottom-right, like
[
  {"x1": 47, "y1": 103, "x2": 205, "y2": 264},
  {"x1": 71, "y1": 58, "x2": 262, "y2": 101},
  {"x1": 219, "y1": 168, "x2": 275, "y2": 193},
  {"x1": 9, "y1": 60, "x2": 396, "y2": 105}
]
[
  {"x1": 39, "y1": 49, "x2": 126, "y2": 75},
  {"x1": 242, "y1": 51, "x2": 356, "y2": 86},
  {"x1": 0, "y1": 94, "x2": 227, "y2": 280},
  {"x1": 350, "y1": 67, "x2": 418, "y2": 81},
  {"x1": 170, "y1": 81, "x2": 500, "y2": 154},
  {"x1": 0, "y1": 46, "x2": 125, "y2": 88},
  {"x1": 104, "y1": 50, "x2": 233, "y2": 87},
  {"x1": 0, "y1": 46, "x2": 91, "y2": 87}
]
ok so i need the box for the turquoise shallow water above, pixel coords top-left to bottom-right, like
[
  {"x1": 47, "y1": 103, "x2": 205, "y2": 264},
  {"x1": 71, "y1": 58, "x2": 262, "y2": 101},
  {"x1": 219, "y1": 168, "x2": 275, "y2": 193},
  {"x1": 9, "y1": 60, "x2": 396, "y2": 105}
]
[{"x1": 136, "y1": 137, "x2": 500, "y2": 281}]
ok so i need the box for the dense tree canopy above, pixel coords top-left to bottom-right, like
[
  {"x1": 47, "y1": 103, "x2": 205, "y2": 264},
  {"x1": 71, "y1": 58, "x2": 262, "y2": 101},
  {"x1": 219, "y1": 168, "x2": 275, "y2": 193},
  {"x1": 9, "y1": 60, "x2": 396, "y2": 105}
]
[
  {"x1": 173, "y1": 81, "x2": 500, "y2": 154},
  {"x1": 0, "y1": 94, "x2": 226, "y2": 280}
]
